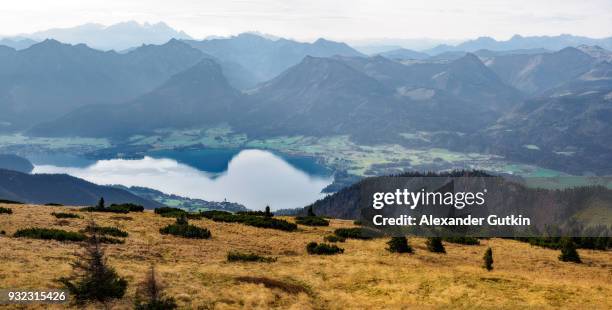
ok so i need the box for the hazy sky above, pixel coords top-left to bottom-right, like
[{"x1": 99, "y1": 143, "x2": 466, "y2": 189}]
[{"x1": 1, "y1": 0, "x2": 611, "y2": 41}]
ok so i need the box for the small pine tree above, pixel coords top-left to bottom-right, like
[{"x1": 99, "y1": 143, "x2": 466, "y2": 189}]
[
  {"x1": 426, "y1": 237, "x2": 446, "y2": 253},
  {"x1": 386, "y1": 237, "x2": 413, "y2": 253},
  {"x1": 558, "y1": 238, "x2": 581, "y2": 263},
  {"x1": 264, "y1": 205, "x2": 273, "y2": 217},
  {"x1": 96, "y1": 197, "x2": 105, "y2": 210},
  {"x1": 307, "y1": 206, "x2": 316, "y2": 217},
  {"x1": 483, "y1": 247, "x2": 493, "y2": 271},
  {"x1": 59, "y1": 222, "x2": 127, "y2": 304},
  {"x1": 135, "y1": 265, "x2": 177, "y2": 310}
]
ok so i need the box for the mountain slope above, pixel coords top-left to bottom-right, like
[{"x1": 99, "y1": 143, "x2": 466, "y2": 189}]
[
  {"x1": 185, "y1": 33, "x2": 364, "y2": 83},
  {"x1": 0, "y1": 169, "x2": 163, "y2": 208},
  {"x1": 30, "y1": 59, "x2": 242, "y2": 137},
  {"x1": 0, "y1": 39, "x2": 205, "y2": 131},
  {"x1": 486, "y1": 47, "x2": 596, "y2": 94},
  {"x1": 479, "y1": 61, "x2": 612, "y2": 174}
]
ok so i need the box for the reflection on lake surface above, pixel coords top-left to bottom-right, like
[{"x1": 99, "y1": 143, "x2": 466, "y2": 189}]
[{"x1": 32, "y1": 149, "x2": 333, "y2": 210}]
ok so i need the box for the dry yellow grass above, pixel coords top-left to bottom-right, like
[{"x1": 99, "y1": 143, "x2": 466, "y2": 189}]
[{"x1": 0, "y1": 203, "x2": 611, "y2": 309}]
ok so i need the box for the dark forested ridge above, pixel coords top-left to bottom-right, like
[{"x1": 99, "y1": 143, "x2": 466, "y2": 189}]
[{"x1": 0, "y1": 169, "x2": 163, "y2": 209}]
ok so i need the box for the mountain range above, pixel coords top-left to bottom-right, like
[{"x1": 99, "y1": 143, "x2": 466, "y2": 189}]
[
  {"x1": 14, "y1": 21, "x2": 191, "y2": 51},
  {"x1": 0, "y1": 30, "x2": 610, "y2": 176},
  {"x1": 425, "y1": 34, "x2": 612, "y2": 55}
]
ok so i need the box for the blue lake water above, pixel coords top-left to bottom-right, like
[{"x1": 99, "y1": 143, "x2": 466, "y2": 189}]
[{"x1": 31, "y1": 149, "x2": 333, "y2": 210}]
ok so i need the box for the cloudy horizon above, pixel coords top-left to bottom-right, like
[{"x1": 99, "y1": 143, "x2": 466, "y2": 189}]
[{"x1": 0, "y1": 0, "x2": 611, "y2": 43}]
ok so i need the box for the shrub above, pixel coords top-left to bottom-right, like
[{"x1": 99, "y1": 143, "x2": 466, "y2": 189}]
[
  {"x1": 1, "y1": 230, "x2": 6, "y2": 235},
  {"x1": 134, "y1": 266, "x2": 177, "y2": 310},
  {"x1": 110, "y1": 216, "x2": 133, "y2": 221},
  {"x1": 14, "y1": 228, "x2": 86, "y2": 242},
  {"x1": 81, "y1": 206, "x2": 129, "y2": 214},
  {"x1": 52, "y1": 212, "x2": 81, "y2": 219},
  {"x1": 444, "y1": 236, "x2": 480, "y2": 245},
  {"x1": 155, "y1": 207, "x2": 202, "y2": 219},
  {"x1": 83, "y1": 225, "x2": 128, "y2": 238},
  {"x1": 426, "y1": 237, "x2": 446, "y2": 253},
  {"x1": 227, "y1": 251, "x2": 276, "y2": 263},
  {"x1": 306, "y1": 242, "x2": 344, "y2": 255},
  {"x1": 334, "y1": 227, "x2": 383, "y2": 240},
  {"x1": 558, "y1": 238, "x2": 581, "y2": 263},
  {"x1": 59, "y1": 233, "x2": 127, "y2": 304},
  {"x1": 324, "y1": 235, "x2": 345, "y2": 243},
  {"x1": 45, "y1": 203, "x2": 64, "y2": 206},
  {"x1": 0, "y1": 207, "x2": 13, "y2": 214},
  {"x1": 110, "y1": 203, "x2": 144, "y2": 212},
  {"x1": 97, "y1": 236, "x2": 125, "y2": 244},
  {"x1": 201, "y1": 211, "x2": 297, "y2": 232},
  {"x1": 353, "y1": 220, "x2": 362, "y2": 226},
  {"x1": 295, "y1": 216, "x2": 329, "y2": 226},
  {"x1": 155, "y1": 207, "x2": 185, "y2": 215},
  {"x1": 483, "y1": 247, "x2": 493, "y2": 271},
  {"x1": 160, "y1": 218, "x2": 211, "y2": 239},
  {"x1": 386, "y1": 237, "x2": 413, "y2": 253}
]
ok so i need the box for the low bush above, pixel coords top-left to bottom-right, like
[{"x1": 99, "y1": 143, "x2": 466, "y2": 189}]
[
  {"x1": 45, "y1": 203, "x2": 64, "y2": 206},
  {"x1": 52, "y1": 212, "x2": 81, "y2": 219},
  {"x1": 160, "y1": 218, "x2": 211, "y2": 239},
  {"x1": 14, "y1": 228, "x2": 87, "y2": 242},
  {"x1": 0, "y1": 207, "x2": 13, "y2": 214},
  {"x1": 236, "y1": 210, "x2": 269, "y2": 217},
  {"x1": 306, "y1": 242, "x2": 344, "y2": 255},
  {"x1": 201, "y1": 211, "x2": 297, "y2": 232},
  {"x1": 83, "y1": 225, "x2": 128, "y2": 238},
  {"x1": 324, "y1": 235, "x2": 345, "y2": 243},
  {"x1": 109, "y1": 216, "x2": 133, "y2": 221},
  {"x1": 227, "y1": 251, "x2": 276, "y2": 263},
  {"x1": 155, "y1": 207, "x2": 202, "y2": 219},
  {"x1": 443, "y1": 236, "x2": 480, "y2": 245},
  {"x1": 386, "y1": 237, "x2": 413, "y2": 253},
  {"x1": 97, "y1": 236, "x2": 125, "y2": 244},
  {"x1": 295, "y1": 216, "x2": 329, "y2": 226},
  {"x1": 334, "y1": 227, "x2": 383, "y2": 240},
  {"x1": 110, "y1": 203, "x2": 144, "y2": 212},
  {"x1": 81, "y1": 206, "x2": 129, "y2": 214},
  {"x1": 353, "y1": 220, "x2": 362, "y2": 226}
]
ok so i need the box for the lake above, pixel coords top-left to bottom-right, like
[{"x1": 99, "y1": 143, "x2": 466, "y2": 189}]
[{"x1": 31, "y1": 149, "x2": 333, "y2": 210}]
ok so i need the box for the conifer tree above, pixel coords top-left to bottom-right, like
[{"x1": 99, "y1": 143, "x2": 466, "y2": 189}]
[
  {"x1": 135, "y1": 265, "x2": 177, "y2": 310},
  {"x1": 59, "y1": 221, "x2": 127, "y2": 304},
  {"x1": 483, "y1": 247, "x2": 493, "y2": 271},
  {"x1": 307, "y1": 205, "x2": 316, "y2": 217},
  {"x1": 264, "y1": 205, "x2": 273, "y2": 217},
  {"x1": 426, "y1": 237, "x2": 446, "y2": 253},
  {"x1": 558, "y1": 237, "x2": 581, "y2": 263},
  {"x1": 96, "y1": 197, "x2": 105, "y2": 210}
]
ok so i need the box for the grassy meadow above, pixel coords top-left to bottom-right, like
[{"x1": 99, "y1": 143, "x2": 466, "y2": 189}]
[{"x1": 0, "y1": 203, "x2": 610, "y2": 309}]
